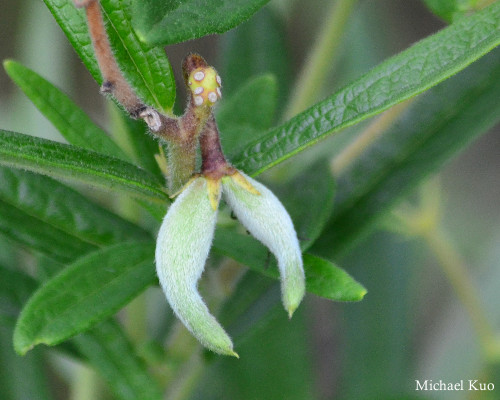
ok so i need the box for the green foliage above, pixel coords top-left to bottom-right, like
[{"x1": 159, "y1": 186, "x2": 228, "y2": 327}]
[
  {"x1": 422, "y1": 0, "x2": 476, "y2": 22},
  {"x1": 315, "y1": 48, "x2": 500, "y2": 257},
  {"x1": 1, "y1": 0, "x2": 500, "y2": 398},
  {"x1": 232, "y1": 3, "x2": 500, "y2": 175},
  {"x1": 0, "y1": 130, "x2": 168, "y2": 203},
  {"x1": 132, "y1": 0, "x2": 271, "y2": 45},
  {"x1": 43, "y1": 0, "x2": 176, "y2": 112},
  {"x1": 14, "y1": 242, "x2": 155, "y2": 355}
]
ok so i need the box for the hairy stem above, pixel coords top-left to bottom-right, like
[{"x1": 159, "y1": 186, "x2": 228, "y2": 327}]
[
  {"x1": 284, "y1": 0, "x2": 358, "y2": 119},
  {"x1": 82, "y1": 0, "x2": 144, "y2": 116}
]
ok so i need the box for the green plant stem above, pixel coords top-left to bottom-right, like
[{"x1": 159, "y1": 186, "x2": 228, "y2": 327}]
[
  {"x1": 284, "y1": 0, "x2": 358, "y2": 120},
  {"x1": 330, "y1": 99, "x2": 413, "y2": 176},
  {"x1": 70, "y1": 363, "x2": 101, "y2": 400},
  {"x1": 421, "y1": 227, "x2": 500, "y2": 362},
  {"x1": 164, "y1": 349, "x2": 204, "y2": 400}
]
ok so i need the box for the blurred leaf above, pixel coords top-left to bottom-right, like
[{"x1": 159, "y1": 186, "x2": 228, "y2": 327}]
[
  {"x1": 0, "y1": 199, "x2": 95, "y2": 263},
  {"x1": 219, "y1": 7, "x2": 291, "y2": 106},
  {"x1": 74, "y1": 320, "x2": 163, "y2": 400},
  {"x1": 315, "y1": 48, "x2": 500, "y2": 257},
  {"x1": 0, "y1": 130, "x2": 168, "y2": 204},
  {"x1": 0, "y1": 167, "x2": 150, "y2": 247},
  {"x1": 132, "y1": 0, "x2": 270, "y2": 45},
  {"x1": 231, "y1": 3, "x2": 500, "y2": 175},
  {"x1": 0, "y1": 326, "x2": 53, "y2": 400},
  {"x1": 218, "y1": 271, "x2": 280, "y2": 344},
  {"x1": 0, "y1": 265, "x2": 38, "y2": 320},
  {"x1": 43, "y1": 0, "x2": 175, "y2": 112},
  {"x1": 4, "y1": 60, "x2": 129, "y2": 160},
  {"x1": 337, "y1": 232, "x2": 424, "y2": 399},
  {"x1": 14, "y1": 242, "x2": 156, "y2": 355},
  {"x1": 422, "y1": 0, "x2": 475, "y2": 22},
  {"x1": 213, "y1": 229, "x2": 365, "y2": 301},
  {"x1": 194, "y1": 307, "x2": 315, "y2": 400},
  {"x1": 217, "y1": 74, "x2": 278, "y2": 157}
]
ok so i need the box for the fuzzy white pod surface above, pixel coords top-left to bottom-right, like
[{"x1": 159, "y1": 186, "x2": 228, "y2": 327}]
[
  {"x1": 155, "y1": 177, "x2": 236, "y2": 356},
  {"x1": 222, "y1": 172, "x2": 305, "y2": 317}
]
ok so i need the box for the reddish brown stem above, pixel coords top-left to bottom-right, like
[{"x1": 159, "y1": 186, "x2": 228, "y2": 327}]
[
  {"x1": 84, "y1": 0, "x2": 145, "y2": 117},
  {"x1": 200, "y1": 115, "x2": 232, "y2": 179}
]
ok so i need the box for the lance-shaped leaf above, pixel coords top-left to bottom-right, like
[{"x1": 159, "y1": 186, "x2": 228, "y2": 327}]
[
  {"x1": 13, "y1": 242, "x2": 155, "y2": 355},
  {"x1": 132, "y1": 0, "x2": 271, "y2": 45},
  {"x1": 232, "y1": 2, "x2": 500, "y2": 175},
  {"x1": 315, "y1": 47, "x2": 500, "y2": 257},
  {"x1": 0, "y1": 130, "x2": 168, "y2": 204},
  {"x1": 0, "y1": 168, "x2": 150, "y2": 247},
  {"x1": 0, "y1": 199, "x2": 95, "y2": 263},
  {"x1": 155, "y1": 177, "x2": 236, "y2": 356},
  {"x1": 4, "y1": 60, "x2": 129, "y2": 161},
  {"x1": 222, "y1": 172, "x2": 305, "y2": 317}
]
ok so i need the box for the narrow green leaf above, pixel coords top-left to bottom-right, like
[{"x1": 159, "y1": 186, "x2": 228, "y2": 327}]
[
  {"x1": 0, "y1": 167, "x2": 151, "y2": 247},
  {"x1": 132, "y1": 0, "x2": 271, "y2": 45},
  {"x1": 43, "y1": 0, "x2": 175, "y2": 112},
  {"x1": 302, "y1": 254, "x2": 366, "y2": 301},
  {"x1": 74, "y1": 320, "x2": 163, "y2": 400},
  {"x1": 14, "y1": 242, "x2": 156, "y2": 355},
  {"x1": 100, "y1": 0, "x2": 175, "y2": 112},
  {"x1": 213, "y1": 228, "x2": 365, "y2": 301},
  {"x1": 422, "y1": 0, "x2": 476, "y2": 22},
  {"x1": 0, "y1": 130, "x2": 168, "y2": 203},
  {"x1": 4, "y1": 60, "x2": 129, "y2": 160},
  {"x1": 217, "y1": 74, "x2": 278, "y2": 157},
  {"x1": 232, "y1": 3, "x2": 500, "y2": 175},
  {"x1": 219, "y1": 7, "x2": 292, "y2": 106},
  {"x1": 315, "y1": 48, "x2": 500, "y2": 257},
  {"x1": 0, "y1": 199, "x2": 96, "y2": 263}
]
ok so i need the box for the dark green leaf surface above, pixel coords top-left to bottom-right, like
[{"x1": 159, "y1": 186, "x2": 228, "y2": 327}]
[
  {"x1": 0, "y1": 130, "x2": 168, "y2": 203},
  {"x1": 219, "y1": 7, "x2": 291, "y2": 106},
  {"x1": 232, "y1": 3, "x2": 500, "y2": 175},
  {"x1": 0, "y1": 266, "x2": 38, "y2": 319},
  {"x1": 74, "y1": 320, "x2": 163, "y2": 400},
  {"x1": 132, "y1": 0, "x2": 271, "y2": 45},
  {"x1": 43, "y1": 0, "x2": 175, "y2": 112},
  {"x1": 217, "y1": 74, "x2": 278, "y2": 157},
  {"x1": 213, "y1": 228, "x2": 366, "y2": 301},
  {"x1": 13, "y1": 242, "x2": 156, "y2": 355},
  {"x1": 315, "y1": 47, "x2": 500, "y2": 257},
  {"x1": 0, "y1": 326, "x2": 54, "y2": 400},
  {"x1": 4, "y1": 60, "x2": 128, "y2": 160},
  {"x1": 0, "y1": 167, "x2": 150, "y2": 247},
  {"x1": 0, "y1": 199, "x2": 95, "y2": 263}
]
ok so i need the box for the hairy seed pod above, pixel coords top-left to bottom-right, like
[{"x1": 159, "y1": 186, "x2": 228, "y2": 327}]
[
  {"x1": 155, "y1": 177, "x2": 237, "y2": 356},
  {"x1": 222, "y1": 171, "x2": 305, "y2": 317}
]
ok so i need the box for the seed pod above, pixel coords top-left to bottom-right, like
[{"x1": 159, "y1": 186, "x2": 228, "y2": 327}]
[
  {"x1": 222, "y1": 171, "x2": 305, "y2": 317},
  {"x1": 155, "y1": 177, "x2": 237, "y2": 356}
]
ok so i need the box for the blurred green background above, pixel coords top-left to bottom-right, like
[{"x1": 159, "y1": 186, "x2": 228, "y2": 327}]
[{"x1": 1, "y1": 0, "x2": 499, "y2": 399}]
